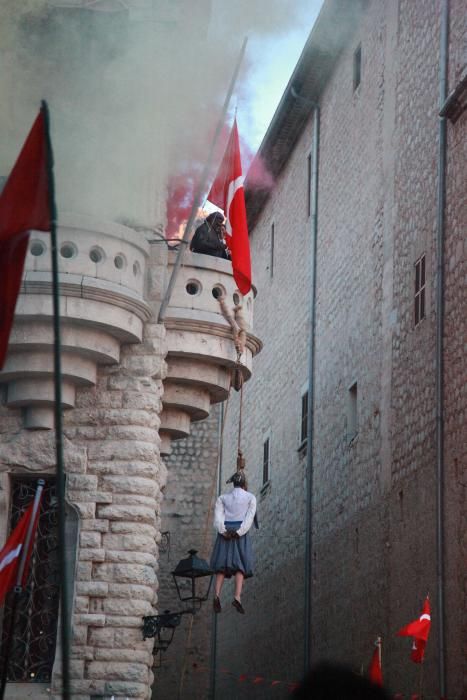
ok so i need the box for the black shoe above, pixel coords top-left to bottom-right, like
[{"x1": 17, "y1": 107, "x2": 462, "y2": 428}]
[
  {"x1": 232, "y1": 598, "x2": 245, "y2": 614},
  {"x1": 213, "y1": 596, "x2": 221, "y2": 613}
]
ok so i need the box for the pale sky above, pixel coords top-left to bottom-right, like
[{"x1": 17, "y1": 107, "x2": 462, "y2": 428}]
[{"x1": 238, "y1": 1, "x2": 324, "y2": 153}]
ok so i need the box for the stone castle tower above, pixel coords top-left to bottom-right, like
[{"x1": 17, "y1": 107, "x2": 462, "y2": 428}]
[{"x1": 0, "y1": 2, "x2": 261, "y2": 699}]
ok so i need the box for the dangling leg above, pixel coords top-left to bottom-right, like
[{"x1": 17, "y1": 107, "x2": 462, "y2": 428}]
[
  {"x1": 234, "y1": 571, "x2": 244, "y2": 601},
  {"x1": 232, "y1": 571, "x2": 245, "y2": 614},
  {"x1": 215, "y1": 572, "x2": 225, "y2": 597},
  {"x1": 213, "y1": 572, "x2": 224, "y2": 613}
]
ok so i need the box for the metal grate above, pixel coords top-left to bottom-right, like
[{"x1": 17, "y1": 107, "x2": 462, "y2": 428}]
[{"x1": 0, "y1": 478, "x2": 60, "y2": 682}]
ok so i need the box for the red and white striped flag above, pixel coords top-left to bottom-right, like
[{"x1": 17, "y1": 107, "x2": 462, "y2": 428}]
[
  {"x1": 0, "y1": 489, "x2": 44, "y2": 605},
  {"x1": 208, "y1": 119, "x2": 251, "y2": 295},
  {"x1": 397, "y1": 596, "x2": 431, "y2": 663}
]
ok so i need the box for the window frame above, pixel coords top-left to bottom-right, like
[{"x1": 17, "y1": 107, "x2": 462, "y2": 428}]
[
  {"x1": 262, "y1": 433, "x2": 271, "y2": 486},
  {"x1": 347, "y1": 381, "x2": 358, "y2": 443},
  {"x1": 414, "y1": 254, "x2": 426, "y2": 326},
  {"x1": 353, "y1": 44, "x2": 362, "y2": 91}
]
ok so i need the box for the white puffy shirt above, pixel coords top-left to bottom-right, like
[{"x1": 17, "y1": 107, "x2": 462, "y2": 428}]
[{"x1": 213, "y1": 488, "x2": 257, "y2": 537}]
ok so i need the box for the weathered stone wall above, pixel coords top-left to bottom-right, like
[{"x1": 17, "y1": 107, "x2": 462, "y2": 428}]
[
  {"x1": 216, "y1": 107, "x2": 315, "y2": 699},
  {"x1": 443, "y1": 0, "x2": 467, "y2": 694},
  {"x1": 153, "y1": 407, "x2": 220, "y2": 700},
  {"x1": 216, "y1": 1, "x2": 466, "y2": 699},
  {"x1": 0, "y1": 238, "x2": 169, "y2": 700},
  {"x1": 0, "y1": 322, "x2": 167, "y2": 700}
]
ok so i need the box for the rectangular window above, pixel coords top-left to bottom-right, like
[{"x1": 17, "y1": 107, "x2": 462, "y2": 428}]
[
  {"x1": 414, "y1": 254, "x2": 426, "y2": 326},
  {"x1": 300, "y1": 390, "x2": 309, "y2": 446},
  {"x1": 270, "y1": 222, "x2": 275, "y2": 278},
  {"x1": 347, "y1": 382, "x2": 358, "y2": 442},
  {"x1": 262, "y1": 437, "x2": 270, "y2": 485},
  {"x1": 0, "y1": 478, "x2": 60, "y2": 683},
  {"x1": 353, "y1": 44, "x2": 362, "y2": 90},
  {"x1": 307, "y1": 153, "x2": 312, "y2": 217}
]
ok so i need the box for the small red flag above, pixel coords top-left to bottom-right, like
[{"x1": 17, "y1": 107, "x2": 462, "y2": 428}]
[
  {"x1": 0, "y1": 105, "x2": 51, "y2": 369},
  {"x1": 208, "y1": 119, "x2": 251, "y2": 295},
  {"x1": 397, "y1": 596, "x2": 431, "y2": 663},
  {"x1": 0, "y1": 493, "x2": 43, "y2": 605},
  {"x1": 368, "y1": 639, "x2": 383, "y2": 686}
]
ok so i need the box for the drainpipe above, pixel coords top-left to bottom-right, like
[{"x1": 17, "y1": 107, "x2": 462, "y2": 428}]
[
  {"x1": 291, "y1": 87, "x2": 320, "y2": 673},
  {"x1": 209, "y1": 403, "x2": 224, "y2": 699},
  {"x1": 436, "y1": 1, "x2": 449, "y2": 696}
]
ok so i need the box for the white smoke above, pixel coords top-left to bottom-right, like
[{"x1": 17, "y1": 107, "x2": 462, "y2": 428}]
[{"x1": 0, "y1": 0, "x2": 322, "y2": 230}]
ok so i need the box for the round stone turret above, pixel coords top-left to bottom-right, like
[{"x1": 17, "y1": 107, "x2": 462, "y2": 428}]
[{"x1": 0, "y1": 214, "x2": 151, "y2": 429}]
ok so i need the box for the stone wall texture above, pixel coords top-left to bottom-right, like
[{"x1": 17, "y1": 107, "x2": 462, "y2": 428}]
[
  {"x1": 153, "y1": 407, "x2": 221, "y2": 700},
  {"x1": 0, "y1": 321, "x2": 168, "y2": 700},
  {"x1": 212, "y1": 1, "x2": 466, "y2": 699}
]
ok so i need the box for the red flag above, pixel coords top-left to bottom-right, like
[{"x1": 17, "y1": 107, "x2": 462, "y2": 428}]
[
  {"x1": 208, "y1": 119, "x2": 251, "y2": 295},
  {"x1": 0, "y1": 105, "x2": 51, "y2": 369},
  {"x1": 397, "y1": 597, "x2": 431, "y2": 663},
  {"x1": 0, "y1": 493, "x2": 43, "y2": 605},
  {"x1": 368, "y1": 639, "x2": 383, "y2": 686}
]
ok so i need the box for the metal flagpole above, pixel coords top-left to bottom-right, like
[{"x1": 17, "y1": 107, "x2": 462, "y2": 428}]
[
  {"x1": 158, "y1": 36, "x2": 248, "y2": 323},
  {"x1": 42, "y1": 100, "x2": 71, "y2": 700},
  {"x1": 0, "y1": 479, "x2": 45, "y2": 699}
]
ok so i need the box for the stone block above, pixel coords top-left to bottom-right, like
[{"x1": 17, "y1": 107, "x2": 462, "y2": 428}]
[
  {"x1": 79, "y1": 548, "x2": 106, "y2": 562},
  {"x1": 93, "y1": 563, "x2": 156, "y2": 586},
  {"x1": 88, "y1": 661, "x2": 149, "y2": 683},
  {"x1": 69, "y1": 659, "x2": 85, "y2": 679},
  {"x1": 75, "y1": 613, "x2": 106, "y2": 627},
  {"x1": 104, "y1": 615, "x2": 145, "y2": 628},
  {"x1": 111, "y1": 494, "x2": 157, "y2": 508},
  {"x1": 80, "y1": 531, "x2": 101, "y2": 548},
  {"x1": 75, "y1": 561, "x2": 92, "y2": 581},
  {"x1": 103, "y1": 533, "x2": 157, "y2": 552},
  {"x1": 70, "y1": 645, "x2": 94, "y2": 660},
  {"x1": 102, "y1": 476, "x2": 158, "y2": 496},
  {"x1": 70, "y1": 502, "x2": 96, "y2": 519},
  {"x1": 67, "y1": 474, "x2": 98, "y2": 491},
  {"x1": 104, "y1": 550, "x2": 156, "y2": 566},
  {"x1": 107, "y1": 583, "x2": 155, "y2": 601},
  {"x1": 87, "y1": 441, "x2": 156, "y2": 462},
  {"x1": 72, "y1": 625, "x2": 87, "y2": 646},
  {"x1": 87, "y1": 627, "x2": 115, "y2": 648},
  {"x1": 95, "y1": 647, "x2": 151, "y2": 664},
  {"x1": 110, "y1": 522, "x2": 156, "y2": 535},
  {"x1": 103, "y1": 598, "x2": 152, "y2": 616},
  {"x1": 80, "y1": 518, "x2": 109, "y2": 532},
  {"x1": 92, "y1": 460, "x2": 157, "y2": 477},
  {"x1": 76, "y1": 581, "x2": 109, "y2": 597},
  {"x1": 121, "y1": 354, "x2": 165, "y2": 378},
  {"x1": 74, "y1": 596, "x2": 89, "y2": 613},
  {"x1": 104, "y1": 680, "x2": 149, "y2": 698},
  {"x1": 97, "y1": 505, "x2": 156, "y2": 523}
]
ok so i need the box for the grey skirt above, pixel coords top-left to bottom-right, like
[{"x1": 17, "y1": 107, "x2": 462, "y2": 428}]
[{"x1": 210, "y1": 520, "x2": 254, "y2": 578}]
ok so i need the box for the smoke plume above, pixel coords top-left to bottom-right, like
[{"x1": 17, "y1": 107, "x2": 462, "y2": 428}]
[{"x1": 0, "y1": 0, "x2": 320, "y2": 232}]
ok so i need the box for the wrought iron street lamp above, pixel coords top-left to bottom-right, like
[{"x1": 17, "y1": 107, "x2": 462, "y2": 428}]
[
  {"x1": 171, "y1": 549, "x2": 213, "y2": 608},
  {"x1": 142, "y1": 549, "x2": 213, "y2": 655}
]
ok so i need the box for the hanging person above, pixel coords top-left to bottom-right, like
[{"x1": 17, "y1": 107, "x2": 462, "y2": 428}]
[{"x1": 210, "y1": 470, "x2": 256, "y2": 614}]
